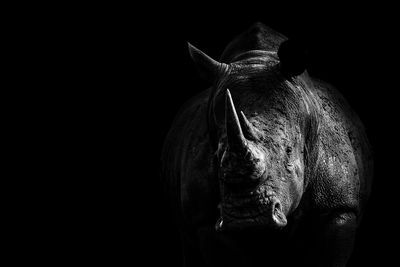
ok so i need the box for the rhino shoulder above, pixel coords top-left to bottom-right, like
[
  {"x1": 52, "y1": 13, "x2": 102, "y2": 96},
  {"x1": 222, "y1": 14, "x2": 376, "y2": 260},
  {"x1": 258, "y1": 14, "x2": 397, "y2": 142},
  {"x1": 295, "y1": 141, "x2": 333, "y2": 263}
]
[
  {"x1": 304, "y1": 78, "x2": 365, "y2": 216},
  {"x1": 309, "y1": 134, "x2": 360, "y2": 215},
  {"x1": 162, "y1": 88, "x2": 210, "y2": 171},
  {"x1": 161, "y1": 88, "x2": 220, "y2": 227},
  {"x1": 305, "y1": 77, "x2": 373, "y2": 215}
]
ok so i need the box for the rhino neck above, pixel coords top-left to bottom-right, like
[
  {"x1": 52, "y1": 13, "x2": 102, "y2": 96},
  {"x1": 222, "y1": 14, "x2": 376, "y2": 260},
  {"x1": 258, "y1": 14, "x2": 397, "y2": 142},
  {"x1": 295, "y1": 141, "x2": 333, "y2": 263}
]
[
  {"x1": 294, "y1": 77, "x2": 321, "y2": 190},
  {"x1": 220, "y1": 22, "x2": 287, "y2": 64}
]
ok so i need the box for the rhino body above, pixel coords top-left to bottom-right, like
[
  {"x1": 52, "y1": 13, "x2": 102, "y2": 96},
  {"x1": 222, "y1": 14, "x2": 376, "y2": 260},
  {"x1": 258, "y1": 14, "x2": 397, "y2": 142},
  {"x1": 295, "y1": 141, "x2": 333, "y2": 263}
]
[{"x1": 161, "y1": 23, "x2": 373, "y2": 267}]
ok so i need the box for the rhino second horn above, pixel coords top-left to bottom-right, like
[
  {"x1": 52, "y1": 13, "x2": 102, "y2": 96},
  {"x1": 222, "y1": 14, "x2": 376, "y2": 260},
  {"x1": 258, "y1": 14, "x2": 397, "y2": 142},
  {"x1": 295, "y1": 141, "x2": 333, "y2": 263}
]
[
  {"x1": 239, "y1": 111, "x2": 261, "y2": 141},
  {"x1": 225, "y1": 89, "x2": 247, "y2": 152}
]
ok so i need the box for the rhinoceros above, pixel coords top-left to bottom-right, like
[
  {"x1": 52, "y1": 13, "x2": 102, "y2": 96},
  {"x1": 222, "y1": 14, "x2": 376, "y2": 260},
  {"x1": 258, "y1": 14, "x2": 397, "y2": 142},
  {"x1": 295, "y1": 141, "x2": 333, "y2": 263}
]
[{"x1": 161, "y1": 22, "x2": 373, "y2": 267}]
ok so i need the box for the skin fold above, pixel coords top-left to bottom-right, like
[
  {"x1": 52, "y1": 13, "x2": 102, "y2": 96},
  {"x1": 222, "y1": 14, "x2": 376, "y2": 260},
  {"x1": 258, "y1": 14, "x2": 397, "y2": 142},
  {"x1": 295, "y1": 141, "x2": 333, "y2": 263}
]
[{"x1": 161, "y1": 22, "x2": 373, "y2": 267}]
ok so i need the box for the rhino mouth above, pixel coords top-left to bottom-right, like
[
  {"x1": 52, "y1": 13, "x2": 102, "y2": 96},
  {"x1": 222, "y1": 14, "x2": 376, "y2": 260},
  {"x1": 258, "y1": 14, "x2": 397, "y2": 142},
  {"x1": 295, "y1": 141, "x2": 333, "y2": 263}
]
[{"x1": 216, "y1": 185, "x2": 287, "y2": 231}]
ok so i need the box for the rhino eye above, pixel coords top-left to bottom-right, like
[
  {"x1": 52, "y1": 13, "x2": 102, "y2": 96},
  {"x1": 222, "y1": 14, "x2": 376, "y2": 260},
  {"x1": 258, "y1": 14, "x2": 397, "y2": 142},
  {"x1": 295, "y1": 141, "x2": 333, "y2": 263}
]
[{"x1": 286, "y1": 146, "x2": 293, "y2": 155}]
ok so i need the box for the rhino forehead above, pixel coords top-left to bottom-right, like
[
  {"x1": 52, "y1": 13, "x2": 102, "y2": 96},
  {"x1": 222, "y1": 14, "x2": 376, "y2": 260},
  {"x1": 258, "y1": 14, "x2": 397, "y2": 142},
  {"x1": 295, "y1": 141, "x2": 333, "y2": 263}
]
[{"x1": 216, "y1": 62, "x2": 282, "y2": 95}]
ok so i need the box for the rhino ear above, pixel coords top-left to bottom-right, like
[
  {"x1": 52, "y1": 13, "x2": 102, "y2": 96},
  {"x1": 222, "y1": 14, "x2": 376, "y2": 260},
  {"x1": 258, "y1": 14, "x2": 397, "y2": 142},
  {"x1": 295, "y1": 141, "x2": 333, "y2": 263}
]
[
  {"x1": 278, "y1": 39, "x2": 308, "y2": 77},
  {"x1": 188, "y1": 42, "x2": 228, "y2": 82}
]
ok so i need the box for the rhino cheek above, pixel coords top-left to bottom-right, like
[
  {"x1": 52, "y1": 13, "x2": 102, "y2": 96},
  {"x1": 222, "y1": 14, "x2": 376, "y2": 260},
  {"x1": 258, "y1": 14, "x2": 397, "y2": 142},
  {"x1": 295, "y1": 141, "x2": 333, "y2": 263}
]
[
  {"x1": 286, "y1": 164, "x2": 305, "y2": 214},
  {"x1": 264, "y1": 175, "x2": 301, "y2": 217}
]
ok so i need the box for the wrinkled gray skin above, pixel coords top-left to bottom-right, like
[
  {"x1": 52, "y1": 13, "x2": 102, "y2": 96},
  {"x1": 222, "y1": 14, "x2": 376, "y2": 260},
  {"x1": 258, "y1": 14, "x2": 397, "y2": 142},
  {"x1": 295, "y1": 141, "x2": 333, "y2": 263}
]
[{"x1": 161, "y1": 23, "x2": 373, "y2": 267}]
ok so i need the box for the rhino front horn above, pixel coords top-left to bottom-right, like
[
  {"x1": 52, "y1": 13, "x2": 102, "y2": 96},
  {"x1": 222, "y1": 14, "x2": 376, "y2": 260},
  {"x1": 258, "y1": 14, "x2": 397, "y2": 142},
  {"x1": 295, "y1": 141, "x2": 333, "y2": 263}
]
[
  {"x1": 188, "y1": 42, "x2": 228, "y2": 82},
  {"x1": 225, "y1": 89, "x2": 247, "y2": 152}
]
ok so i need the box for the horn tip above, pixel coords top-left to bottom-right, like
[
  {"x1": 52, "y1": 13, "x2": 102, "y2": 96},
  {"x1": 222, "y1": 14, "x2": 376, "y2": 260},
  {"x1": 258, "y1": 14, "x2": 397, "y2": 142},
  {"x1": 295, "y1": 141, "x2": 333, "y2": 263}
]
[
  {"x1": 187, "y1": 42, "x2": 197, "y2": 56},
  {"x1": 225, "y1": 89, "x2": 232, "y2": 101}
]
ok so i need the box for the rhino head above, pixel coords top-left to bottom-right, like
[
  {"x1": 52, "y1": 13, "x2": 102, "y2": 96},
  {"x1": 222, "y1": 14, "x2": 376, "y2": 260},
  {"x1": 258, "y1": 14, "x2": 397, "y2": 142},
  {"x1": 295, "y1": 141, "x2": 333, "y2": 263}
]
[{"x1": 188, "y1": 25, "x2": 319, "y2": 231}]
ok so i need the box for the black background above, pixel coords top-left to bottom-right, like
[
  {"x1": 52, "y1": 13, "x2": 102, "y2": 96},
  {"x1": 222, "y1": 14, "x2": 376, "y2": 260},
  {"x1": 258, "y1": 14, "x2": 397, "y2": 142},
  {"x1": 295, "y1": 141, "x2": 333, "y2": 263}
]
[{"x1": 43, "y1": 3, "x2": 398, "y2": 266}]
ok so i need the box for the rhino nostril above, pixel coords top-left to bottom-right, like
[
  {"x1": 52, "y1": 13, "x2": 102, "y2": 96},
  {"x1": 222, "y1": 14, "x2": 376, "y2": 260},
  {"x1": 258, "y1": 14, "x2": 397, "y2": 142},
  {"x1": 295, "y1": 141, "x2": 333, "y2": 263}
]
[
  {"x1": 271, "y1": 200, "x2": 287, "y2": 228},
  {"x1": 273, "y1": 201, "x2": 281, "y2": 212}
]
